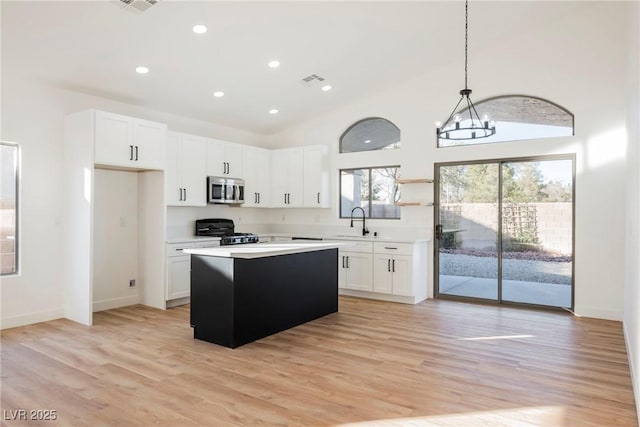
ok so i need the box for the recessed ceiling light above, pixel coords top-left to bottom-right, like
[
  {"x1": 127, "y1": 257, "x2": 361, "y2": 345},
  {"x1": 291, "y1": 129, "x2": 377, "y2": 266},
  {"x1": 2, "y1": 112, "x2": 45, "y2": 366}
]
[
  {"x1": 321, "y1": 85, "x2": 332, "y2": 92},
  {"x1": 268, "y1": 60, "x2": 280, "y2": 69},
  {"x1": 213, "y1": 91, "x2": 225, "y2": 98},
  {"x1": 269, "y1": 109, "x2": 279, "y2": 115},
  {"x1": 135, "y1": 66, "x2": 149, "y2": 74},
  {"x1": 364, "y1": 140, "x2": 372, "y2": 144},
  {"x1": 193, "y1": 25, "x2": 207, "y2": 34}
]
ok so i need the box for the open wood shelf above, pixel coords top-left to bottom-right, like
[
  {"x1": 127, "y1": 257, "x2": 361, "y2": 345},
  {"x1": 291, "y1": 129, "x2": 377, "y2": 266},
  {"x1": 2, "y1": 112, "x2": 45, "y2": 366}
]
[
  {"x1": 396, "y1": 178, "x2": 434, "y2": 184},
  {"x1": 396, "y1": 202, "x2": 434, "y2": 207}
]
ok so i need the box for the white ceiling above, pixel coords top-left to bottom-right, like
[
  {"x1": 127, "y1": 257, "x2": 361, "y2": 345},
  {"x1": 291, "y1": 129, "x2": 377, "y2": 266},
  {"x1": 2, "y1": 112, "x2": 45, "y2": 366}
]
[{"x1": 1, "y1": 1, "x2": 584, "y2": 135}]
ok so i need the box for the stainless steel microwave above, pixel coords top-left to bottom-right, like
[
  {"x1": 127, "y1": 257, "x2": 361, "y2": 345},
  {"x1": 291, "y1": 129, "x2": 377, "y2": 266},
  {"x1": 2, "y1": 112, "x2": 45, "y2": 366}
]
[{"x1": 207, "y1": 177, "x2": 245, "y2": 204}]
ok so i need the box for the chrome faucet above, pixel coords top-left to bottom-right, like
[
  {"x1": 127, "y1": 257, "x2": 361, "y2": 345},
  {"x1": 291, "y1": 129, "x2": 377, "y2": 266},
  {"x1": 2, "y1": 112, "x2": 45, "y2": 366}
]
[{"x1": 350, "y1": 207, "x2": 370, "y2": 236}]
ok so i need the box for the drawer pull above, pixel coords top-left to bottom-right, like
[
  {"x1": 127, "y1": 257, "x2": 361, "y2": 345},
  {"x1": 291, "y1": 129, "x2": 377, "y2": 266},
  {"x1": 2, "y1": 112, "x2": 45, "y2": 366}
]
[{"x1": 384, "y1": 246, "x2": 398, "y2": 250}]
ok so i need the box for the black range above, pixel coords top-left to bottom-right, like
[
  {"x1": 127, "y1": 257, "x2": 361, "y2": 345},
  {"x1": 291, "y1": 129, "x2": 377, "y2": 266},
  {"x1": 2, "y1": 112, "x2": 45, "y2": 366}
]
[{"x1": 195, "y1": 218, "x2": 259, "y2": 245}]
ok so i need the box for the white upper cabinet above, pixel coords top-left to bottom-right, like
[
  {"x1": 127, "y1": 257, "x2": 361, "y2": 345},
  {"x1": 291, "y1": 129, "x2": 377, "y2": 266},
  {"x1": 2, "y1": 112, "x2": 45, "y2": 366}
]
[
  {"x1": 303, "y1": 145, "x2": 330, "y2": 208},
  {"x1": 94, "y1": 110, "x2": 166, "y2": 170},
  {"x1": 242, "y1": 145, "x2": 270, "y2": 207},
  {"x1": 271, "y1": 147, "x2": 304, "y2": 208},
  {"x1": 206, "y1": 138, "x2": 243, "y2": 178},
  {"x1": 165, "y1": 132, "x2": 207, "y2": 206}
]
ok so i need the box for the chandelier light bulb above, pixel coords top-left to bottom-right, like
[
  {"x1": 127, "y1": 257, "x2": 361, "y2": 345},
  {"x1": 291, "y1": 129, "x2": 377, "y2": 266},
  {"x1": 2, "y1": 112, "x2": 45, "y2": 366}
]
[
  {"x1": 193, "y1": 25, "x2": 208, "y2": 34},
  {"x1": 435, "y1": 121, "x2": 443, "y2": 128},
  {"x1": 454, "y1": 115, "x2": 462, "y2": 123}
]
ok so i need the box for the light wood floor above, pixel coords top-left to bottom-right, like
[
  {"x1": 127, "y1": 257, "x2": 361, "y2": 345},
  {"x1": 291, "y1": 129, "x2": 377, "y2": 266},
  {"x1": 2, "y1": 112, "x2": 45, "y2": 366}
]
[{"x1": 1, "y1": 297, "x2": 637, "y2": 426}]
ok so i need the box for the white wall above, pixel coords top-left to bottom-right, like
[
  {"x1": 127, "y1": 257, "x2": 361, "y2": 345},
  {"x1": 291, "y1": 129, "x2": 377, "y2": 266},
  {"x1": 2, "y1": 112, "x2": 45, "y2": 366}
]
[
  {"x1": 267, "y1": 2, "x2": 630, "y2": 320},
  {"x1": 92, "y1": 169, "x2": 139, "y2": 312},
  {"x1": 624, "y1": 1, "x2": 640, "y2": 423},
  {"x1": 0, "y1": 77, "x2": 266, "y2": 329}
]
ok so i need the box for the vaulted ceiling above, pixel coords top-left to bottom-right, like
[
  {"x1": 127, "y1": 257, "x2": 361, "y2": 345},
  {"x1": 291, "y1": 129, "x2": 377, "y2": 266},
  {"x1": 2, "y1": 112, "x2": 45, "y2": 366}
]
[{"x1": 2, "y1": 1, "x2": 584, "y2": 135}]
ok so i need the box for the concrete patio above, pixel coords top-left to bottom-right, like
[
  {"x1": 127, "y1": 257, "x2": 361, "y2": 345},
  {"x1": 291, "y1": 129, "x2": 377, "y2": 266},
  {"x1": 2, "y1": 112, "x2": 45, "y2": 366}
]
[{"x1": 439, "y1": 274, "x2": 572, "y2": 308}]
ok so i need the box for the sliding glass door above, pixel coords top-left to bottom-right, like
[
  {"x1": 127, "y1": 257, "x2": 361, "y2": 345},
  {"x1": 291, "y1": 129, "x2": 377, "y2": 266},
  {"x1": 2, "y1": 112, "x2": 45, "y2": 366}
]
[
  {"x1": 436, "y1": 164, "x2": 500, "y2": 300},
  {"x1": 435, "y1": 156, "x2": 574, "y2": 309}
]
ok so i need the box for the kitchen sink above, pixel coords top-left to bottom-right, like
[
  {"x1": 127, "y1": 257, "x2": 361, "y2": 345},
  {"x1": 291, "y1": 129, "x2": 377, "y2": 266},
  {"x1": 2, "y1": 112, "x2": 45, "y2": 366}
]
[{"x1": 330, "y1": 234, "x2": 377, "y2": 240}]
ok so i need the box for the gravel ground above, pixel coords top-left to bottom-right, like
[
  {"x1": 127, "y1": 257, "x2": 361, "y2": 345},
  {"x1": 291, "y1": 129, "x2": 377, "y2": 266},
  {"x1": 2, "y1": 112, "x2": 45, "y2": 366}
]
[{"x1": 439, "y1": 253, "x2": 572, "y2": 285}]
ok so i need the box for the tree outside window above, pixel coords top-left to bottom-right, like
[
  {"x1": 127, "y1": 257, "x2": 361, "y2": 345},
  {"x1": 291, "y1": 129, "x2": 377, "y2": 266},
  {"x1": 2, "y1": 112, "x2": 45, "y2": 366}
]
[{"x1": 340, "y1": 167, "x2": 400, "y2": 219}]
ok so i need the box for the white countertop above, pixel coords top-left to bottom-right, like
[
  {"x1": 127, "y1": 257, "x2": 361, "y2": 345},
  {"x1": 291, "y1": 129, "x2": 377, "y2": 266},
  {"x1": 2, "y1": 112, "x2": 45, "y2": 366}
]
[
  {"x1": 263, "y1": 233, "x2": 430, "y2": 244},
  {"x1": 167, "y1": 236, "x2": 221, "y2": 244},
  {"x1": 167, "y1": 233, "x2": 430, "y2": 245},
  {"x1": 184, "y1": 242, "x2": 343, "y2": 259}
]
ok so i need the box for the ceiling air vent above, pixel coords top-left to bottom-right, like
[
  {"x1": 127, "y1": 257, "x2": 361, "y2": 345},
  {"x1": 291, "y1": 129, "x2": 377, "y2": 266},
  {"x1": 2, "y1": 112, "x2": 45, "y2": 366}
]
[
  {"x1": 117, "y1": 0, "x2": 158, "y2": 14},
  {"x1": 299, "y1": 74, "x2": 326, "y2": 87}
]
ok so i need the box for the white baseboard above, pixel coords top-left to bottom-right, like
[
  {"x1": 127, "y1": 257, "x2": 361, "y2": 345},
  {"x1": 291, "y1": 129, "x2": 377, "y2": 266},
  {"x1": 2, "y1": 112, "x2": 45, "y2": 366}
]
[
  {"x1": 166, "y1": 297, "x2": 189, "y2": 308},
  {"x1": 339, "y1": 289, "x2": 425, "y2": 304},
  {"x1": 573, "y1": 306, "x2": 623, "y2": 321},
  {"x1": 1, "y1": 308, "x2": 65, "y2": 330},
  {"x1": 92, "y1": 295, "x2": 140, "y2": 312},
  {"x1": 623, "y1": 323, "x2": 640, "y2": 427}
]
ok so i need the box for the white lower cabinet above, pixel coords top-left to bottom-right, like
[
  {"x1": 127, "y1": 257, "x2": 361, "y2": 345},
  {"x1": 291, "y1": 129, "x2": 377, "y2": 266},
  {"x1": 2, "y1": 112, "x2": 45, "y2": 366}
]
[
  {"x1": 338, "y1": 239, "x2": 428, "y2": 304},
  {"x1": 167, "y1": 254, "x2": 191, "y2": 300},
  {"x1": 337, "y1": 241, "x2": 373, "y2": 291},
  {"x1": 166, "y1": 240, "x2": 220, "y2": 303},
  {"x1": 373, "y1": 253, "x2": 412, "y2": 296},
  {"x1": 339, "y1": 251, "x2": 373, "y2": 291}
]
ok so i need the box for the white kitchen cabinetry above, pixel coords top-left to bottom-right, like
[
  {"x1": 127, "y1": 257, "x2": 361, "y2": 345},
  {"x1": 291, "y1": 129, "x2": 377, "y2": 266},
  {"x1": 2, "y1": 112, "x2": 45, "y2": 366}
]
[
  {"x1": 242, "y1": 145, "x2": 270, "y2": 207},
  {"x1": 338, "y1": 241, "x2": 373, "y2": 291},
  {"x1": 167, "y1": 249, "x2": 191, "y2": 301},
  {"x1": 94, "y1": 110, "x2": 166, "y2": 170},
  {"x1": 271, "y1": 147, "x2": 304, "y2": 207},
  {"x1": 303, "y1": 145, "x2": 330, "y2": 208},
  {"x1": 373, "y1": 243, "x2": 414, "y2": 296},
  {"x1": 337, "y1": 239, "x2": 428, "y2": 304},
  {"x1": 166, "y1": 132, "x2": 207, "y2": 206},
  {"x1": 206, "y1": 138, "x2": 243, "y2": 177},
  {"x1": 166, "y1": 240, "x2": 220, "y2": 303}
]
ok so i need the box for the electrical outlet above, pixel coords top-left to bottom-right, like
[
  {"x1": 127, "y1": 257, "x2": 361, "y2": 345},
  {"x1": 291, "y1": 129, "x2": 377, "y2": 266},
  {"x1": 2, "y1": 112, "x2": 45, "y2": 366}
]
[{"x1": 129, "y1": 279, "x2": 136, "y2": 287}]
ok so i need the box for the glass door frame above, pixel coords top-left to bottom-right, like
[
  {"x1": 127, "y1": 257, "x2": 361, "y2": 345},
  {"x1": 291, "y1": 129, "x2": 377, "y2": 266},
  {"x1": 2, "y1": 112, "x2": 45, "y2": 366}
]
[{"x1": 433, "y1": 154, "x2": 576, "y2": 311}]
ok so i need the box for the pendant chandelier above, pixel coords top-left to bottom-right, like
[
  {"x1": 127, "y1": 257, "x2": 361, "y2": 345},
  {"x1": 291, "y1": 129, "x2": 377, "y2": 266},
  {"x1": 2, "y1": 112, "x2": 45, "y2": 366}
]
[{"x1": 436, "y1": 0, "x2": 495, "y2": 141}]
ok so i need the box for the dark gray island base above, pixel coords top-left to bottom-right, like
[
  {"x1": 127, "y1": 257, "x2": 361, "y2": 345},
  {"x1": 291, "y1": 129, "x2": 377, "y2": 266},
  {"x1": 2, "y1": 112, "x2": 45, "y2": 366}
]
[{"x1": 189, "y1": 248, "x2": 338, "y2": 348}]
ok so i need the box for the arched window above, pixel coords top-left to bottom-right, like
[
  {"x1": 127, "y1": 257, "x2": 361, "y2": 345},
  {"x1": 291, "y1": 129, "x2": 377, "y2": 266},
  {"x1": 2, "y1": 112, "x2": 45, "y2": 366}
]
[
  {"x1": 438, "y1": 95, "x2": 574, "y2": 147},
  {"x1": 340, "y1": 117, "x2": 400, "y2": 153}
]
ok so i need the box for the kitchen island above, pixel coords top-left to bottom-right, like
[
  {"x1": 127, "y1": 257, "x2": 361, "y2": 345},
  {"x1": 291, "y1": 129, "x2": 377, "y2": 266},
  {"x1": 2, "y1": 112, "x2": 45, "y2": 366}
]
[{"x1": 184, "y1": 242, "x2": 341, "y2": 348}]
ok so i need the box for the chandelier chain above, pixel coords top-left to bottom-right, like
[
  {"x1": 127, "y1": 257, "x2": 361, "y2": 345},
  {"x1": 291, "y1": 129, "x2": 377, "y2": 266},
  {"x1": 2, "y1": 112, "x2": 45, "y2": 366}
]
[{"x1": 464, "y1": 0, "x2": 468, "y2": 90}]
